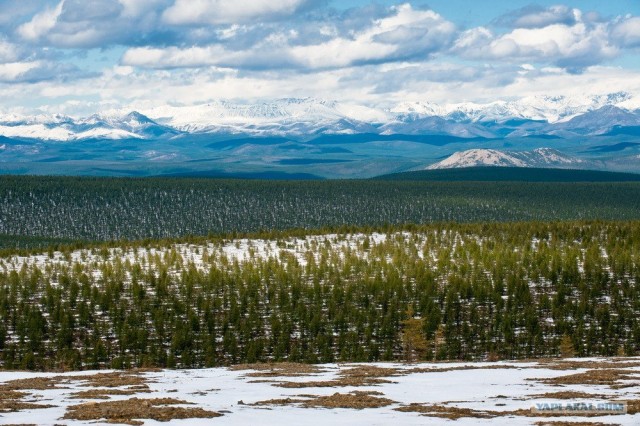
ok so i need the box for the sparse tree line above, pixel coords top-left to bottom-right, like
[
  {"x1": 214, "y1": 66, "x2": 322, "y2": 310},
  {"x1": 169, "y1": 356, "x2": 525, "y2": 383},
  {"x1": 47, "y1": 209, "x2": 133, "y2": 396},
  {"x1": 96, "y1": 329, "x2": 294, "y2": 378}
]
[{"x1": 0, "y1": 221, "x2": 639, "y2": 370}]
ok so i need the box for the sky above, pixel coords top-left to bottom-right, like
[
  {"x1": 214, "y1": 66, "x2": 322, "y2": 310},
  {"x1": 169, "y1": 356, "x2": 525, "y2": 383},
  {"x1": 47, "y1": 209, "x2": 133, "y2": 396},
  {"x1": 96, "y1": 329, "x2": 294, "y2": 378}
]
[{"x1": 0, "y1": 0, "x2": 639, "y2": 115}]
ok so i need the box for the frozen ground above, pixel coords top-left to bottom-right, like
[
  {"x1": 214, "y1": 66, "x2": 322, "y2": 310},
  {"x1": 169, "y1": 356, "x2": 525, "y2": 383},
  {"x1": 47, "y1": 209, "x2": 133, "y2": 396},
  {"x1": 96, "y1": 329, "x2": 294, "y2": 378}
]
[{"x1": 0, "y1": 358, "x2": 639, "y2": 425}]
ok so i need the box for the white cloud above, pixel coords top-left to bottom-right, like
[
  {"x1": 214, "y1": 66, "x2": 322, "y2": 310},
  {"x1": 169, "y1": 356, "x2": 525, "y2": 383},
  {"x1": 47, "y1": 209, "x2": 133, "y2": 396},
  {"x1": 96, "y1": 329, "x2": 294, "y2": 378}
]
[
  {"x1": 454, "y1": 17, "x2": 617, "y2": 70},
  {"x1": 497, "y1": 5, "x2": 578, "y2": 29},
  {"x1": 611, "y1": 16, "x2": 640, "y2": 48},
  {"x1": 117, "y1": 0, "x2": 169, "y2": 18},
  {"x1": 124, "y1": 4, "x2": 456, "y2": 70},
  {"x1": 17, "y1": 1, "x2": 64, "y2": 41},
  {"x1": 0, "y1": 61, "x2": 42, "y2": 82},
  {"x1": 162, "y1": 0, "x2": 309, "y2": 25},
  {"x1": 0, "y1": 40, "x2": 21, "y2": 63}
]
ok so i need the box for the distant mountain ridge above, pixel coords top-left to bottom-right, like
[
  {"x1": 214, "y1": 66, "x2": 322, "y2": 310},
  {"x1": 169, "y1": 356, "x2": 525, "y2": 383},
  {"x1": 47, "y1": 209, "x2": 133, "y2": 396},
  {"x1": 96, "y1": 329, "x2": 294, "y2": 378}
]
[{"x1": 0, "y1": 93, "x2": 639, "y2": 141}]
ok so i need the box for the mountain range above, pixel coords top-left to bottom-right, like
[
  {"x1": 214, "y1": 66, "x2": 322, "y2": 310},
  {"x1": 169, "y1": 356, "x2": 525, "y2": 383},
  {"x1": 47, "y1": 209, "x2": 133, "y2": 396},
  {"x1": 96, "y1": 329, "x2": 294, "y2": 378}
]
[
  {"x1": 1, "y1": 93, "x2": 639, "y2": 141},
  {"x1": 1, "y1": 93, "x2": 640, "y2": 178}
]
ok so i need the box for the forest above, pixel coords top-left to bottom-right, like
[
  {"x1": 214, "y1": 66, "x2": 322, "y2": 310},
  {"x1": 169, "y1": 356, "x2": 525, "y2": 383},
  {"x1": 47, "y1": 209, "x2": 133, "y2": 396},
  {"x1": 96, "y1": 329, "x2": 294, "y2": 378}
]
[
  {"x1": 0, "y1": 221, "x2": 639, "y2": 370},
  {"x1": 2, "y1": 175, "x2": 640, "y2": 248}
]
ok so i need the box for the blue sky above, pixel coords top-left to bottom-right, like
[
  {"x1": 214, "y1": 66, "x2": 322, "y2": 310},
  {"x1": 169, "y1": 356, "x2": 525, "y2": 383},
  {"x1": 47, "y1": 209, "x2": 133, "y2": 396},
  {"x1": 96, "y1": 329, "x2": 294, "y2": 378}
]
[{"x1": 0, "y1": 1, "x2": 639, "y2": 115}]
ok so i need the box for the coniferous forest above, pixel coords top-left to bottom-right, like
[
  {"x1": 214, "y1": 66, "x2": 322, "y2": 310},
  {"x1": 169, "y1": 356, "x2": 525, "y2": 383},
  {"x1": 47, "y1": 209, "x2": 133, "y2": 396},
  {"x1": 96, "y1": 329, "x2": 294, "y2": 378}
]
[
  {"x1": 1, "y1": 219, "x2": 640, "y2": 370},
  {"x1": 2, "y1": 175, "x2": 640, "y2": 247},
  {"x1": 1, "y1": 175, "x2": 640, "y2": 370}
]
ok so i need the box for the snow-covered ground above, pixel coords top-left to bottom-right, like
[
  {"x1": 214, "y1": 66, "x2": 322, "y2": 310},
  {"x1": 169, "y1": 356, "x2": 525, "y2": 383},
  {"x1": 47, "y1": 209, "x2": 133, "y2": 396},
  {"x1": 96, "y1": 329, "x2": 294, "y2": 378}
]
[
  {"x1": 0, "y1": 232, "x2": 408, "y2": 276},
  {"x1": 0, "y1": 358, "x2": 638, "y2": 425}
]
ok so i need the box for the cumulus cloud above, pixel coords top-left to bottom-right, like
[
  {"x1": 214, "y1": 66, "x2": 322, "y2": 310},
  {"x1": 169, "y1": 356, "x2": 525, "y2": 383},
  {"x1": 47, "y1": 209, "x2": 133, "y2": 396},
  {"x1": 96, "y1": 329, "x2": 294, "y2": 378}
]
[
  {"x1": 162, "y1": 0, "x2": 315, "y2": 25},
  {"x1": 0, "y1": 40, "x2": 22, "y2": 63},
  {"x1": 17, "y1": 1, "x2": 64, "y2": 42},
  {"x1": 0, "y1": 60, "x2": 86, "y2": 83},
  {"x1": 611, "y1": 16, "x2": 640, "y2": 48},
  {"x1": 2, "y1": 1, "x2": 640, "y2": 113},
  {"x1": 454, "y1": 13, "x2": 618, "y2": 71},
  {"x1": 494, "y1": 5, "x2": 578, "y2": 28},
  {"x1": 123, "y1": 4, "x2": 456, "y2": 70},
  {"x1": 16, "y1": 0, "x2": 175, "y2": 48}
]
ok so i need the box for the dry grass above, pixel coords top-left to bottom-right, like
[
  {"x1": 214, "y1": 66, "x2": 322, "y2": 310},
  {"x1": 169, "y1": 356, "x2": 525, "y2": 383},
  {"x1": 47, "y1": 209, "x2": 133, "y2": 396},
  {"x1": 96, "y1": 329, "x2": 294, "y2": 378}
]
[
  {"x1": 406, "y1": 365, "x2": 522, "y2": 374},
  {"x1": 1, "y1": 377, "x2": 67, "y2": 391},
  {"x1": 0, "y1": 400, "x2": 55, "y2": 413},
  {"x1": 253, "y1": 391, "x2": 395, "y2": 410},
  {"x1": 530, "y1": 391, "x2": 611, "y2": 400},
  {"x1": 301, "y1": 391, "x2": 396, "y2": 409},
  {"x1": 67, "y1": 372, "x2": 150, "y2": 388},
  {"x1": 620, "y1": 398, "x2": 640, "y2": 415},
  {"x1": 534, "y1": 369, "x2": 640, "y2": 387},
  {"x1": 273, "y1": 365, "x2": 401, "y2": 388},
  {"x1": 251, "y1": 397, "x2": 307, "y2": 406},
  {"x1": 231, "y1": 363, "x2": 324, "y2": 377},
  {"x1": 395, "y1": 403, "x2": 497, "y2": 420},
  {"x1": 70, "y1": 388, "x2": 152, "y2": 400},
  {"x1": 541, "y1": 360, "x2": 640, "y2": 371},
  {"x1": 0, "y1": 379, "x2": 58, "y2": 412},
  {"x1": 63, "y1": 397, "x2": 222, "y2": 425}
]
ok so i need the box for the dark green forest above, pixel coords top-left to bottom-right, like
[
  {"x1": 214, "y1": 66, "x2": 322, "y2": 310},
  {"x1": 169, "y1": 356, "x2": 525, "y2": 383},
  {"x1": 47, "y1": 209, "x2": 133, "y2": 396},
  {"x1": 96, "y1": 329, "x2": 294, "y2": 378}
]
[
  {"x1": 1, "y1": 221, "x2": 639, "y2": 370},
  {"x1": 2, "y1": 175, "x2": 640, "y2": 248}
]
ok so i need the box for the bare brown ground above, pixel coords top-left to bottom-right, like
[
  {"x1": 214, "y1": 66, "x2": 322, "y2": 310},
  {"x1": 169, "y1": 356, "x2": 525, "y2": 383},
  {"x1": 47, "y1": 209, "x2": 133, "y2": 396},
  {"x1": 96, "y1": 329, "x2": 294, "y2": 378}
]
[
  {"x1": 394, "y1": 403, "x2": 498, "y2": 419},
  {"x1": 533, "y1": 369, "x2": 640, "y2": 388},
  {"x1": 301, "y1": 391, "x2": 396, "y2": 409},
  {"x1": 63, "y1": 397, "x2": 222, "y2": 425},
  {"x1": 0, "y1": 372, "x2": 155, "y2": 413},
  {"x1": 271, "y1": 365, "x2": 401, "y2": 388},
  {"x1": 252, "y1": 390, "x2": 395, "y2": 409},
  {"x1": 406, "y1": 365, "x2": 523, "y2": 374},
  {"x1": 537, "y1": 359, "x2": 640, "y2": 371},
  {"x1": 0, "y1": 379, "x2": 58, "y2": 412},
  {"x1": 67, "y1": 372, "x2": 151, "y2": 388},
  {"x1": 70, "y1": 388, "x2": 152, "y2": 400},
  {"x1": 1, "y1": 377, "x2": 67, "y2": 391},
  {"x1": 530, "y1": 391, "x2": 612, "y2": 400},
  {"x1": 231, "y1": 363, "x2": 324, "y2": 377}
]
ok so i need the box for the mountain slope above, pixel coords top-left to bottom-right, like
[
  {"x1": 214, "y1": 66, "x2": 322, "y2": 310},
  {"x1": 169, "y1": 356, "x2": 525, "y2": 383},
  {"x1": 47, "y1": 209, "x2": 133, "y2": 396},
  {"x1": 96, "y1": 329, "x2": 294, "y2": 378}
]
[{"x1": 427, "y1": 148, "x2": 586, "y2": 170}]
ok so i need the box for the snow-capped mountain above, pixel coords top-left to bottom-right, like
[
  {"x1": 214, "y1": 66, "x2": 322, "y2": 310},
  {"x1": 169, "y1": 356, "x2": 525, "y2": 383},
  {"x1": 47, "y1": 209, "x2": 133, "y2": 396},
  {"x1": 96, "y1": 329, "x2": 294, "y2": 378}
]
[
  {"x1": 392, "y1": 92, "x2": 638, "y2": 124},
  {"x1": 0, "y1": 111, "x2": 177, "y2": 141},
  {"x1": 0, "y1": 93, "x2": 639, "y2": 141},
  {"x1": 143, "y1": 98, "x2": 382, "y2": 136},
  {"x1": 427, "y1": 148, "x2": 586, "y2": 170}
]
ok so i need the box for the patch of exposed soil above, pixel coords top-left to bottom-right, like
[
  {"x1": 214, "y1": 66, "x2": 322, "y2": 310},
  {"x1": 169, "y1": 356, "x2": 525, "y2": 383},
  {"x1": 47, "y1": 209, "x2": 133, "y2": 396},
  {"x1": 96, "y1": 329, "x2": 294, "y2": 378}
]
[
  {"x1": 533, "y1": 369, "x2": 640, "y2": 388},
  {"x1": 272, "y1": 365, "x2": 401, "y2": 388},
  {"x1": 63, "y1": 397, "x2": 222, "y2": 425},
  {"x1": 0, "y1": 379, "x2": 58, "y2": 412},
  {"x1": 252, "y1": 391, "x2": 395, "y2": 410},
  {"x1": 67, "y1": 372, "x2": 151, "y2": 388},
  {"x1": 530, "y1": 391, "x2": 612, "y2": 400},
  {"x1": 231, "y1": 363, "x2": 325, "y2": 377},
  {"x1": 395, "y1": 403, "x2": 498, "y2": 419},
  {"x1": 1, "y1": 377, "x2": 66, "y2": 391},
  {"x1": 70, "y1": 388, "x2": 152, "y2": 400}
]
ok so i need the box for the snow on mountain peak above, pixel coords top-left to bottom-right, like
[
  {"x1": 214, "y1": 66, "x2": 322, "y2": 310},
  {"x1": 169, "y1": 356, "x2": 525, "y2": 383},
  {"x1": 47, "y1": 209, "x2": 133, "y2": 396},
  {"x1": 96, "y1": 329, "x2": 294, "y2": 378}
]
[
  {"x1": 0, "y1": 92, "x2": 637, "y2": 140},
  {"x1": 427, "y1": 148, "x2": 584, "y2": 170},
  {"x1": 428, "y1": 149, "x2": 527, "y2": 169}
]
